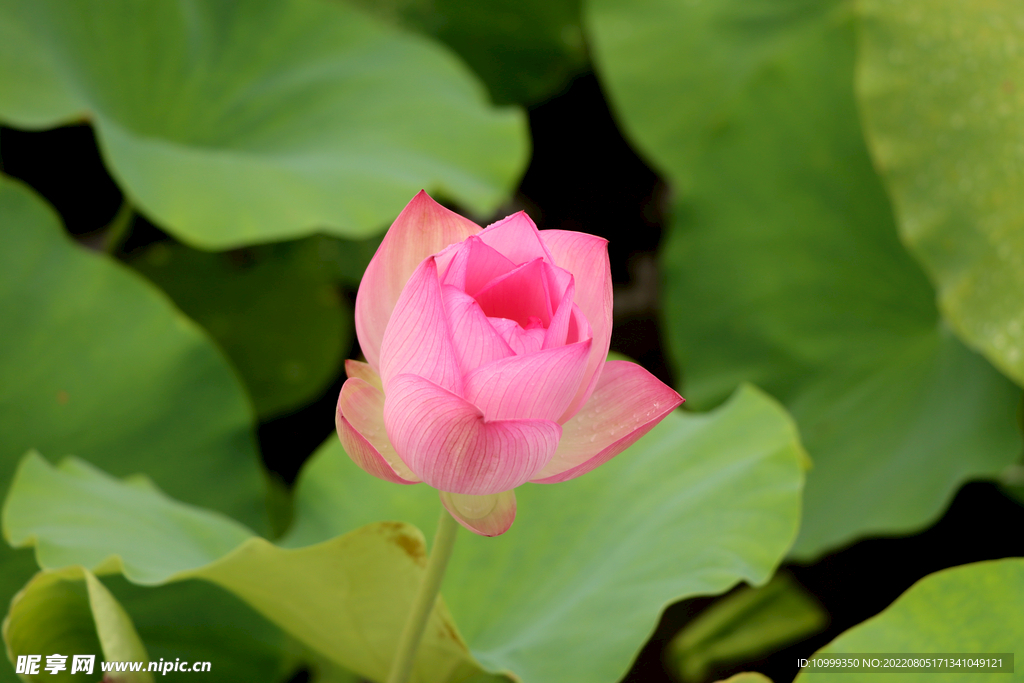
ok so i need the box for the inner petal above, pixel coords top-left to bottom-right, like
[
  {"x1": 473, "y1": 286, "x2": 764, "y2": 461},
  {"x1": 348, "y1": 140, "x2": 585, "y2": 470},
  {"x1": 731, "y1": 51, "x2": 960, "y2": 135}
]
[
  {"x1": 477, "y1": 212, "x2": 554, "y2": 266},
  {"x1": 442, "y1": 285, "x2": 515, "y2": 374},
  {"x1": 544, "y1": 276, "x2": 575, "y2": 349},
  {"x1": 489, "y1": 317, "x2": 546, "y2": 356},
  {"x1": 566, "y1": 303, "x2": 592, "y2": 345},
  {"x1": 473, "y1": 258, "x2": 552, "y2": 327},
  {"x1": 542, "y1": 261, "x2": 573, "y2": 314},
  {"x1": 440, "y1": 236, "x2": 517, "y2": 296}
]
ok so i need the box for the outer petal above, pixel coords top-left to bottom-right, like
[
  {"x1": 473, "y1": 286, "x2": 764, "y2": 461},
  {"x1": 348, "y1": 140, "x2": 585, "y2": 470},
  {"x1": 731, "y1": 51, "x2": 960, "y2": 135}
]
[
  {"x1": 531, "y1": 361, "x2": 683, "y2": 483},
  {"x1": 379, "y1": 257, "x2": 462, "y2": 396},
  {"x1": 384, "y1": 373, "x2": 560, "y2": 495},
  {"x1": 463, "y1": 339, "x2": 592, "y2": 422},
  {"x1": 441, "y1": 286, "x2": 515, "y2": 375},
  {"x1": 355, "y1": 191, "x2": 480, "y2": 370},
  {"x1": 344, "y1": 359, "x2": 383, "y2": 392},
  {"x1": 478, "y1": 211, "x2": 554, "y2": 266},
  {"x1": 336, "y1": 377, "x2": 419, "y2": 484},
  {"x1": 439, "y1": 490, "x2": 516, "y2": 537},
  {"x1": 540, "y1": 230, "x2": 613, "y2": 417},
  {"x1": 556, "y1": 304, "x2": 594, "y2": 423}
]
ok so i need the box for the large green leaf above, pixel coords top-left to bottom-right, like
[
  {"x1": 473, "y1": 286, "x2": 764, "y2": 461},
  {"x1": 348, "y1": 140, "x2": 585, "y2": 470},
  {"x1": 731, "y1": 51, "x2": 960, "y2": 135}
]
[
  {"x1": 0, "y1": 177, "x2": 266, "y2": 680},
  {"x1": 129, "y1": 239, "x2": 352, "y2": 419},
  {"x1": 3, "y1": 453, "x2": 255, "y2": 584},
  {"x1": 5, "y1": 384, "x2": 805, "y2": 683},
  {"x1": 586, "y1": 0, "x2": 1023, "y2": 559},
  {"x1": 284, "y1": 384, "x2": 806, "y2": 683},
  {"x1": 4, "y1": 567, "x2": 300, "y2": 683},
  {"x1": 856, "y1": 0, "x2": 1024, "y2": 388},
  {"x1": 350, "y1": 0, "x2": 587, "y2": 106},
  {"x1": 0, "y1": 176, "x2": 264, "y2": 523},
  {"x1": 3, "y1": 566, "x2": 153, "y2": 683},
  {"x1": 795, "y1": 559, "x2": 1023, "y2": 683},
  {"x1": 8, "y1": 509, "x2": 314, "y2": 681},
  {"x1": 718, "y1": 675, "x2": 773, "y2": 683},
  {"x1": 0, "y1": 551, "x2": 42, "y2": 683},
  {"x1": 3, "y1": 453, "x2": 489, "y2": 683},
  {"x1": 103, "y1": 578, "x2": 299, "y2": 683},
  {"x1": 0, "y1": 0, "x2": 527, "y2": 249}
]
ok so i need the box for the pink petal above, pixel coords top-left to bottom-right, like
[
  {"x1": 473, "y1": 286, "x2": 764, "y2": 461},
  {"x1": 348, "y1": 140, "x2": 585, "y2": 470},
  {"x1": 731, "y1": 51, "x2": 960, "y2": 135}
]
[
  {"x1": 540, "y1": 230, "x2": 613, "y2": 417},
  {"x1": 531, "y1": 360, "x2": 683, "y2": 483},
  {"x1": 478, "y1": 211, "x2": 554, "y2": 266},
  {"x1": 383, "y1": 374, "x2": 560, "y2": 495},
  {"x1": 336, "y1": 377, "x2": 419, "y2": 484},
  {"x1": 556, "y1": 305, "x2": 594, "y2": 423},
  {"x1": 463, "y1": 339, "x2": 592, "y2": 422},
  {"x1": 474, "y1": 258, "x2": 552, "y2": 326},
  {"x1": 439, "y1": 490, "x2": 516, "y2": 537},
  {"x1": 489, "y1": 317, "x2": 546, "y2": 356},
  {"x1": 543, "y1": 277, "x2": 576, "y2": 349},
  {"x1": 440, "y1": 236, "x2": 517, "y2": 296},
  {"x1": 441, "y1": 286, "x2": 515, "y2": 375},
  {"x1": 355, "y1": 191, "x2": 480, "y2": 370},
  {"x1": 566, "y1": 303, "x2": 592, "y2": 345},
  {"x1": 378, "y1": 257, "x2": 463, "y2": 396},
  {"x1": 344, "y1": 359, "x2": 383, "y2": 392},
  {"x1": 542, "y1": 261, "x2": 573, "y2": 313}
]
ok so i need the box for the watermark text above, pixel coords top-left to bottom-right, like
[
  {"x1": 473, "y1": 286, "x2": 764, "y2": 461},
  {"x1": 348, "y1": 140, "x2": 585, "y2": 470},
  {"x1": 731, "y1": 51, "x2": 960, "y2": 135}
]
[{"x1": 16, "y1": 654, "x2": 211, "y2": 675}]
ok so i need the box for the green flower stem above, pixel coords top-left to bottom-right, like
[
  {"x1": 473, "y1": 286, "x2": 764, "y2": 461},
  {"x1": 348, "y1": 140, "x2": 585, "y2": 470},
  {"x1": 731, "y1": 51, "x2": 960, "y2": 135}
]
[
  {"x1": 386, "y1": 508, "x2": 459, "y2": 683},
  {"x1": 103, "y1": 199, "x2": 135, "y2": 255}
]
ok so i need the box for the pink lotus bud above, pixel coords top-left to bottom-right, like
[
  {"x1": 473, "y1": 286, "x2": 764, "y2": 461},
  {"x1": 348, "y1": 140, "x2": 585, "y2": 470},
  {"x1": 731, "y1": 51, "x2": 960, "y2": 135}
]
[{"x1": 337, "y1": 192, "x2": 683, "y2": 536}]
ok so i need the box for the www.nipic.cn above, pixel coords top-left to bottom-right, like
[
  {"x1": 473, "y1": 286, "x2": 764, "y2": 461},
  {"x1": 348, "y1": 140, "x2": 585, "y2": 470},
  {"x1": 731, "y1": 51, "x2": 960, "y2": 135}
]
[{"x1": 15, "y1": 654, "x2": 212, "y2": 675}]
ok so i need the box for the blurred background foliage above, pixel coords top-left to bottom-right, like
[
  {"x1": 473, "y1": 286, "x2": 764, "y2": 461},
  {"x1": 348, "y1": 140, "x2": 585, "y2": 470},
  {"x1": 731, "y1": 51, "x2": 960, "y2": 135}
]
[
  {"x1": 0, "y1": 0, "x2": 1021, "y2": 682},
  {"x1": 348, "y1": 0, "x2": 587, "y2": 106},
  {"x1": 587, "y1": 0, "x2": 1022, "y2": 559}
]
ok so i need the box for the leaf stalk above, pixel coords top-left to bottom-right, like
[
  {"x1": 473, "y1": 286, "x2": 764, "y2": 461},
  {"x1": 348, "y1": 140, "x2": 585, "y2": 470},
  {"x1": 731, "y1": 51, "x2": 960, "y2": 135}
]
[
  {"x1": 386, "y1": 508, "x2": 459, "y2": 683},
  {"x1": 104, "y1": 199, "x2": 135, "y2": 255}
]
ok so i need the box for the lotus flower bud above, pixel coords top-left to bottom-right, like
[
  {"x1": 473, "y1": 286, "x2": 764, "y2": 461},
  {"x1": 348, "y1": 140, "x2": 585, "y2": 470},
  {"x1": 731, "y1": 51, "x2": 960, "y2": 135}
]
[{"x1": 337, "y1": 192, "x2": 683, "y2": 535}]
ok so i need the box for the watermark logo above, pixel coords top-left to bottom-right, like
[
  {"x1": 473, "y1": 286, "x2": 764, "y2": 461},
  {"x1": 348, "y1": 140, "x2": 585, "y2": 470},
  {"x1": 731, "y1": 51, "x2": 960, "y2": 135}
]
[
  {"x1": 15, "y1": 655, "x2": 40, "y2": 675},
  {"x1": 15, "y1": 654, "x2": 210, "y2": 675}
]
